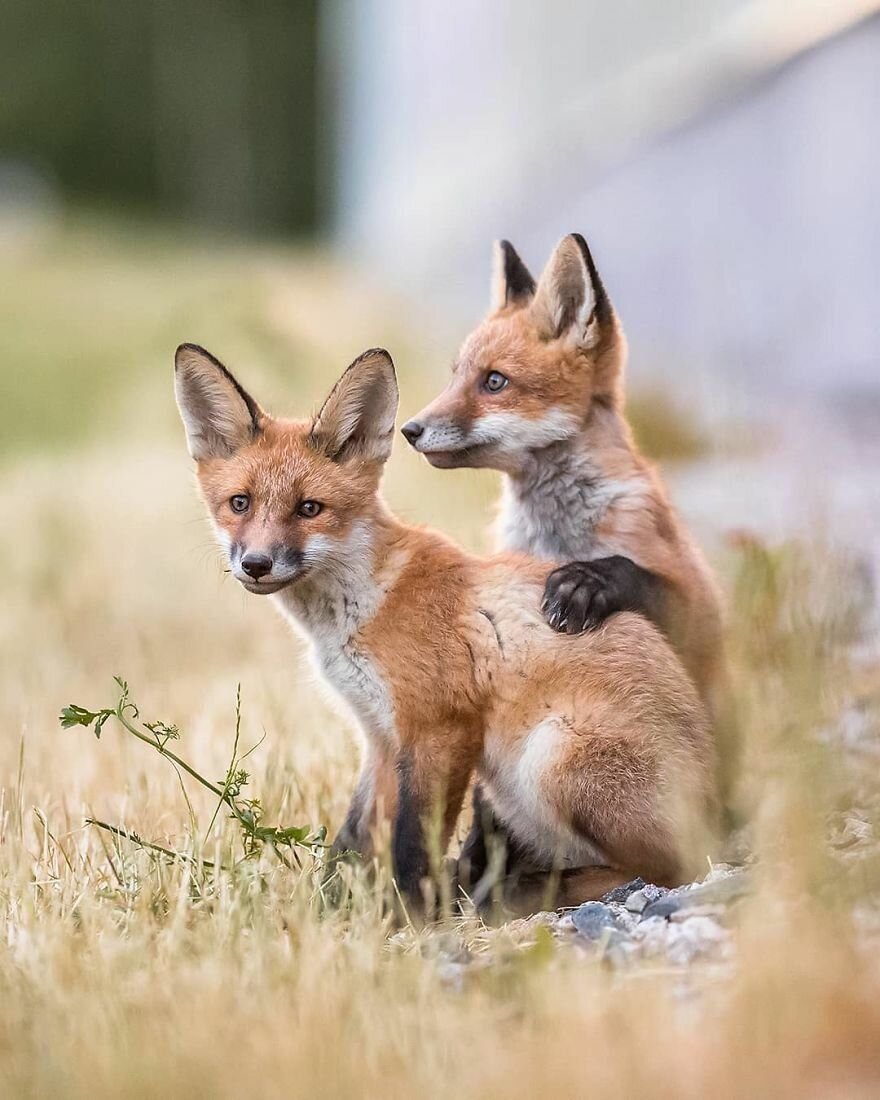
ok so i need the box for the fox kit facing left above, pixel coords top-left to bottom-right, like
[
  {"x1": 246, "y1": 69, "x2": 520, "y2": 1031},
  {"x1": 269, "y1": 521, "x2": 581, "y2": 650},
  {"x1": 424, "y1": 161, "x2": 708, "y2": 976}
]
[
  {"x1": 175, "y1": 343, "x2": 716, "y2": 909},
  {"x1": 403, "y1": 235, "x2": 723, "y2": 707}
]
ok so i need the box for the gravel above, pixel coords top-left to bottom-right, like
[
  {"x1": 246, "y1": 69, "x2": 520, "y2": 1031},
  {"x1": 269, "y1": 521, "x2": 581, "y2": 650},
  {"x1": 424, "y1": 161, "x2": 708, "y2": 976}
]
[{"x1": 557, "y1": 863, "x2": 747, "y2": 971}]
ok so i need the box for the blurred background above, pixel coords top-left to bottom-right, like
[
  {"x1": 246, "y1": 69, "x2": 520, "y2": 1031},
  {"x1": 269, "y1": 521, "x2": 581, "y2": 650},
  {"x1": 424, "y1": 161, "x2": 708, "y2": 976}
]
[
  {"x1": 1, "y1": 1, "x2": 879, "y2": 748},
  {"x1": 2, "y1": 1, "x2": 879, "y2": 542}
]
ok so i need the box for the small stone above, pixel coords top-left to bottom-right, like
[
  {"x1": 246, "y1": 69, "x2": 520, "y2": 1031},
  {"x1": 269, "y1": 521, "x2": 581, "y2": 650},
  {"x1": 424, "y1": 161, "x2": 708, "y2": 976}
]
[
  {"x1": 702, "y1": 862, "x2": 742, "y2": 884},
  {"x1": 670, "y1": 904, "x2": 726, "y2": 923},
  {"x1": 603, "y1": 931, "x2": 639, "y2": 968},
  {"x1": 642, "y1": 896, "x2": 682, "y2": 921},
  {"x1": 665, "y1": 916, "x2": 730, "y2": 966},
  {"x1": 571, "y1": 901, "x2": 624, "y2": 940},
  {"x1": 625, "y1": 883, "x2": 668, "y2": 914},
  {"x1": 631, "y1": 915, "x2": 672, "y2": 952},
  {"x1": 643, "y1": 883, "x2": 668, "y2": 902},
  {"x1": 600, "y1": 877, "x2": 646, "y2": 905},
  {"x1": 632, "y1": 913, "x2": 731, "y2": 965},
  {"x1": 686, "y1": 871, "x2": 749, "y2": 907},
  {"x1": 625, "y1": 890, "x2": 648, "y2": 913}
]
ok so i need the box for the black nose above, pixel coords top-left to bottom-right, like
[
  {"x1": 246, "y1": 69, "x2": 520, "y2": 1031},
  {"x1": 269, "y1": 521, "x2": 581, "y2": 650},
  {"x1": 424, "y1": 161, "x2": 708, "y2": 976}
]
[
  {"x1": 401, "y1": 420, "x2": 424, "y2": 444},
  {"x1": 240, "y1": 553, "x2": 273, "y2": 580}
]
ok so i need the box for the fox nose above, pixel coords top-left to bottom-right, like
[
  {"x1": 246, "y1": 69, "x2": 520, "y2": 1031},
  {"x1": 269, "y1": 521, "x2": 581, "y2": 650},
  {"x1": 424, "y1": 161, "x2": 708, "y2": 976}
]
[
  {"x1": 240, "y1": 553, "x2": 273, "y2": 580},
  {"x1": 401, "y1": 420, "x2": 424, "y2": 445}
]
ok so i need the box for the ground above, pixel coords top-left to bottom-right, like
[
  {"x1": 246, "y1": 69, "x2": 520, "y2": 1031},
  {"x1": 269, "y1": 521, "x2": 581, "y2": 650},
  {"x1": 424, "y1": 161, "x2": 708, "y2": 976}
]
[{"x1": 1, "y1": 213, "x2": 879, "y2": 1098}]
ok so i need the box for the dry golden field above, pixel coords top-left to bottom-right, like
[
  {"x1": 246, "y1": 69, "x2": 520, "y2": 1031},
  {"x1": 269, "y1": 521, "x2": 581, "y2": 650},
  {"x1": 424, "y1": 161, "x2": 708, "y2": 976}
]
[{"x1": 1, "y1": 216, "x2": 879, "y2": 1099}]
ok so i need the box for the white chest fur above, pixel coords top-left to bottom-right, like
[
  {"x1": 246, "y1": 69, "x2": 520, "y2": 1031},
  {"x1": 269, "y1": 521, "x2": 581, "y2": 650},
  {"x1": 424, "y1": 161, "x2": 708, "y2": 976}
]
[
  {"x1": 274, "y1": 544, "x2": 398, "y2": 746},
  {"x1": 496, "y1": 439, "x2": 649, "y2": 563},
  {"x1": 307, "y1": 612, "x2": 396, "y2": 744}
]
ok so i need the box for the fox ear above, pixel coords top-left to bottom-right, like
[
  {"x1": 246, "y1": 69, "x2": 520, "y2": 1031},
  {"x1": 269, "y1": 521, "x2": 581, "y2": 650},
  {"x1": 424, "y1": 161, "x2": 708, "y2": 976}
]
[
  {"x1": 490, "y1": 239, "x2": 536, "y2": 311},
  {"x1": 174, "y1": 344, "x2": 262, "y2": 460},
  {"x1": 310, "y1": 348, "x2": 399, "y2": 464},
  {"x1": 530, "y1": 233, "x2": 611, "y2": 345}
]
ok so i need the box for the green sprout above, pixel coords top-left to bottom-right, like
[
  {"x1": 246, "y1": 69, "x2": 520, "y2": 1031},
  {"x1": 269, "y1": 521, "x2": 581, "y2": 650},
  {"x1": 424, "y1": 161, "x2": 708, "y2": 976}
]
[{"x1": 61, "y1": 677, "x2": 326, "y2": 870}]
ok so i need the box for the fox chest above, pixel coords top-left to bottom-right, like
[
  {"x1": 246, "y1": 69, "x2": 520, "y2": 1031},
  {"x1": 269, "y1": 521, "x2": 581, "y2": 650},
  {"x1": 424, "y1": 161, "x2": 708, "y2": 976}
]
[
  {"x1": 309, "y1": 633, "x2": 396, "y2": 744},
  {"x1": 497, "y1": 489, "x2": 609, "y2": 562}
]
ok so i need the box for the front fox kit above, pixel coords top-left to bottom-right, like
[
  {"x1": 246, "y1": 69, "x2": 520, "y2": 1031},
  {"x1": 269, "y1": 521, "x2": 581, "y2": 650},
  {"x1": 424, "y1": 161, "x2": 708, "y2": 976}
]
[
  {"x1": 175, "y1": 344, "x2": 715, "y2": 908},
  {"x1": 402, "y1": 234, "x2": 723, "y2": 705}
]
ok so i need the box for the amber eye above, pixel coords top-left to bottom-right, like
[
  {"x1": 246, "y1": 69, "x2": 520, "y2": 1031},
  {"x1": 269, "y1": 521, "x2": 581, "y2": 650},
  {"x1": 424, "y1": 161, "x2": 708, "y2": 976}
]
[
  {"x1": 297, "y1": 500, "x2": 323, "y2": 518},
  {"x1": 230, "y1": 494, "x2": 250, "y2": 514},
  {"x1": 484, "y1": 370, "x2": 508, "y2": 393}
]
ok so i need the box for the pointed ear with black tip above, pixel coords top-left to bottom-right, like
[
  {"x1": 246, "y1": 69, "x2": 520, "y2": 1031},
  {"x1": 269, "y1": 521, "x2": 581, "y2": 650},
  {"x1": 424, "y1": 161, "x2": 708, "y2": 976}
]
[
  {"x1": 309, "y1": 348, "x2": 399, "y2": 464},
  {"x1": 490, "y1": 239, "x2": 537, "y2": 311},
  {"x1": 530, "y1": 233, "x2": 612, "y2": 345},
  {"x1": 174, "y1": 344, "x2": 263, "y2": 460}
]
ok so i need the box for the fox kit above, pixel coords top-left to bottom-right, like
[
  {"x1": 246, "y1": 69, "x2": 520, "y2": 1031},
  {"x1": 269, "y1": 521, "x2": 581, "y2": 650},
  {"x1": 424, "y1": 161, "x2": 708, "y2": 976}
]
[
  {"x1": 402, "y1": 234, "x2": 723, "y2": 706},
  {"x1": 175, "y1": 343, "x2": 715, "y2": 908}
]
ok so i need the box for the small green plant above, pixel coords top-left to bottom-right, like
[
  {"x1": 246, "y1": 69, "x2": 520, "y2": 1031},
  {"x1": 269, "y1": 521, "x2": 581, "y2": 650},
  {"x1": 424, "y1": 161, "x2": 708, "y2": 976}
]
[{"x1": 60, "y1": 676, "x2": 326, "y2": 870}]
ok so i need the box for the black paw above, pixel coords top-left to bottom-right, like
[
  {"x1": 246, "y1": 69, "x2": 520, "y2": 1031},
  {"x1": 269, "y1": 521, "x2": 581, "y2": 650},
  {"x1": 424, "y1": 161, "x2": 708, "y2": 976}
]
[{"x1": 542, "y1": 556, "x2": 665, "y2": 635}]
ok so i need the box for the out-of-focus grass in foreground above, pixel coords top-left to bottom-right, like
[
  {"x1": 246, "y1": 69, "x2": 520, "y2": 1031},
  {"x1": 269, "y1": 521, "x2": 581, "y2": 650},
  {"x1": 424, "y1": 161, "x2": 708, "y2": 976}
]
[{"x1": 1, "y1": 217, "x2": 878, "y2": 1099}]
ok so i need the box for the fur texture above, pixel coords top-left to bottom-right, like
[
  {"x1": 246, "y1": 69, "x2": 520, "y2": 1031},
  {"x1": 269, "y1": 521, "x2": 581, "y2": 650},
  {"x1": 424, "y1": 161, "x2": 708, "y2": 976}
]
[
  {"x1": 402, "y1": 235, "x2": 724, "y2": 705},
  {"x1": 177, "y1": 343, "x2": 717, "y2": 909}
]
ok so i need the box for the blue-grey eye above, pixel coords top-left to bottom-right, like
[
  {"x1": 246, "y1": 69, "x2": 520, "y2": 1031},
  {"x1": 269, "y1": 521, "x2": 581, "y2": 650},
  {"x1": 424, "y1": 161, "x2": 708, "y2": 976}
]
[
  {"x1": 230, "y1": 494, "x2": 250, "y2": 514},
  {"x1": 484, "y1": 370, "x2": 508, "y2": 393}
]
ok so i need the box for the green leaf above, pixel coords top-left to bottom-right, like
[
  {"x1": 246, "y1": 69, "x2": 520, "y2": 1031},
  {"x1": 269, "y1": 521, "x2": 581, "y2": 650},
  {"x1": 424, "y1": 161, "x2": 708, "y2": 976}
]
[
  {"x1": 59, "y1": 703, "x2": 114, "y2": 739},
  {"x1": 270, "y1": 825, "x2": 311, "y2": 845},
  {"x1": 60, "y1": 704, "x2": 101, "y2": 728},
  {"x1": 60, "y1": 675, "x2": 328, "y2": 863}
]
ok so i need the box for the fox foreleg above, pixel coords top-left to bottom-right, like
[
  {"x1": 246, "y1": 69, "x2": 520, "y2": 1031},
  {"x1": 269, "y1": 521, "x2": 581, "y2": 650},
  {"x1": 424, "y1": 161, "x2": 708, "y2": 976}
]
[{"x1": 543, "y1": 555, "x2": 671, "y2": 636}]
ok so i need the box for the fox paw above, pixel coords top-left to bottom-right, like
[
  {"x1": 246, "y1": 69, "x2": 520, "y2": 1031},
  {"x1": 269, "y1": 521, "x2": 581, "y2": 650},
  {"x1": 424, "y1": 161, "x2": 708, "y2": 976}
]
[{"x1": 542, "y1": 556, "x2": 661, "y2": 635}]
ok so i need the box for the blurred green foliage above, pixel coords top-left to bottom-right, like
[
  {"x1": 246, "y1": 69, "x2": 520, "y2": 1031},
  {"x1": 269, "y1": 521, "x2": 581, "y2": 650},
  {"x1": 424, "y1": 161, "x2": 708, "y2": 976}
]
[
  {"x1": 0, "y1": 216, "x2": 324, "y2": 459},
  {"x1": 0, "y1": 0, "x2": 319, "y2": 233},
  {"x1": 627, "y1": 389, "x2": 708, "y2": 463},
  {"x1": 0, "y1": 215, "x2": 715, "y2": 471}
]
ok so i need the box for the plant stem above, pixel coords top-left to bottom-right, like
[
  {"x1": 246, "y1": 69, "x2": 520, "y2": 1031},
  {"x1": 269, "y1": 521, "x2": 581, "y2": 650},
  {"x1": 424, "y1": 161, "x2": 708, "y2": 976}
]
[
  {"x1": 86, "y1": 818, "x2": 221, "y2": 870},
  {"x1": 114, "y1": 702, "x2": 298, "y2": 869}
]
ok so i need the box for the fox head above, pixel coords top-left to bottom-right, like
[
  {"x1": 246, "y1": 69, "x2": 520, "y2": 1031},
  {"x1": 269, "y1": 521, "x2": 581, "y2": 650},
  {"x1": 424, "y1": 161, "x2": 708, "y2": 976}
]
[
  {"x1": 175, "y1": 344, "x2": 398, "y2": 595},
  {"x1": 401, "y1": 233, "x2": 626, "y2": 472}
]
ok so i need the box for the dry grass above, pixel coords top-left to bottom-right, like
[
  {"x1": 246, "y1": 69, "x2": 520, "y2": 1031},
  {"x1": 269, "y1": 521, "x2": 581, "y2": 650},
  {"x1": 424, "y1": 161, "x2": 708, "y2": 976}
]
[{"x1": 1, "y1": 217, "x2": 879, "y2": 1099}]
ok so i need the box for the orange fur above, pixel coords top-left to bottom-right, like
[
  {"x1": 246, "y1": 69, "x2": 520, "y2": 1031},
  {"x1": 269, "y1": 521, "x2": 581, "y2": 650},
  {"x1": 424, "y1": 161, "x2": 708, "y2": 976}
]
[
  {"x1": 404, "y1": 235, "x2": 725, "y2": 707},
  {"x1": 176, "y1": 344, "x2": 717, "y2": 908}
]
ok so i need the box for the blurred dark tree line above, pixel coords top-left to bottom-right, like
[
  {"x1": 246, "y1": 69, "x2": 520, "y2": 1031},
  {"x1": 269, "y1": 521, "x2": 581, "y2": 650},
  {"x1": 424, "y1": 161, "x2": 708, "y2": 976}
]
[{"x1": 0, "y1": 0, "x2": 320, "y2": 234}]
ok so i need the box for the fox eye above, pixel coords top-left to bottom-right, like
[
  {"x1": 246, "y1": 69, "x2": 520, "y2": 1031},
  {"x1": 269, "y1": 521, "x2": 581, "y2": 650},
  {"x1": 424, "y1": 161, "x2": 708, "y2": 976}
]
[
  {"x1": 297, "y1": 500, "x2": 323, "y2": 518},
  {"x1": 484, "y1": 370, "x2": 508, "y2": 393},
  {"x1": 229, "y1": 494, "x2": 250, "y2": 514}
]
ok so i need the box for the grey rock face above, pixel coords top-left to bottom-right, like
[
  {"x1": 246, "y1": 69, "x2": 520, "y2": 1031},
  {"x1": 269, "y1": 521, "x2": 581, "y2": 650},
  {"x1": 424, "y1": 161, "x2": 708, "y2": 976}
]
[
  {"x1": 642, "y1": 896, "x2": 683, "y2": 920},
  {"x1": 624, "y1": 883, "x2": 669, "y2": 913},
  {"x1": 634, "y1": 914, "x2": 732, "y2": 966},
  {"x1": 599, "y1": 877, "x2": 647, "y2": 905},
  {"x1": 571, "y1": 901, "x2": 625, "y2": 940}
]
